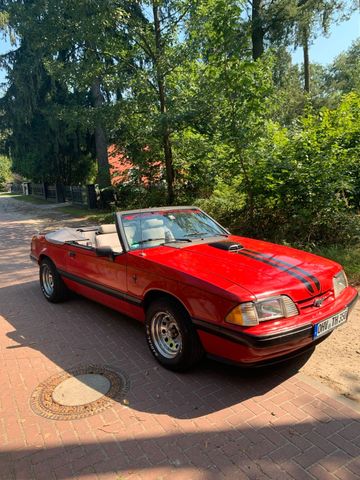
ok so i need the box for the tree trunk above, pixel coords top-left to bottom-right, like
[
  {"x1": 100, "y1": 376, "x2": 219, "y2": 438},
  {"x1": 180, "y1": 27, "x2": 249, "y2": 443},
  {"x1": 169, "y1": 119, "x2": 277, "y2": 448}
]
[
  {"x1": 251, "y1": 0, "x2": 265, "y2": 60},
  {"x1": 302, "y1": 30, "x2": 310, "y2": 93},
  {"x1": 153, "y1": 2, "x2": 175, "y2": 204},
  {"x1": 91, "y1": 77, "x2": 111, "y2": 187}
]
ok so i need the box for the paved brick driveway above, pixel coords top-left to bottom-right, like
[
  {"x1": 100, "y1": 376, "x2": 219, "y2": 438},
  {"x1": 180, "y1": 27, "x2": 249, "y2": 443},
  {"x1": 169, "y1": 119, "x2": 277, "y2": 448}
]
[{"x1": 0, "y1": 196, "x2": 359, "y2": 480}]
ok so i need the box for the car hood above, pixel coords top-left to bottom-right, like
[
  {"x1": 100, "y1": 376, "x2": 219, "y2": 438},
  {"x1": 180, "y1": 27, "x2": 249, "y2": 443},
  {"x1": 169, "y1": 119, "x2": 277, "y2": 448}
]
[{"x1": 146, "y1": 235, "x2": 340, "y2": 302}]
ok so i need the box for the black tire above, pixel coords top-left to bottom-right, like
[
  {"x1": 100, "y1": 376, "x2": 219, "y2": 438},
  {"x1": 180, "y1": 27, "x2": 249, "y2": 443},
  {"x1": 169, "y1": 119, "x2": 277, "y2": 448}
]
[
  {"x1": 39, "y1": 258, "x2": 68, "y2": 303},
  {"x1": 145, "y1": 298, "x2": 204, "y2": 372}
]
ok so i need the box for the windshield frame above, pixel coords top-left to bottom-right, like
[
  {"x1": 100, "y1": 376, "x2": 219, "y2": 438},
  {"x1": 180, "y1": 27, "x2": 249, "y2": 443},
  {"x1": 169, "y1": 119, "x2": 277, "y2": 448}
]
[{"x1": 115, "y1": 206, "x2": 230, "y2": 252}]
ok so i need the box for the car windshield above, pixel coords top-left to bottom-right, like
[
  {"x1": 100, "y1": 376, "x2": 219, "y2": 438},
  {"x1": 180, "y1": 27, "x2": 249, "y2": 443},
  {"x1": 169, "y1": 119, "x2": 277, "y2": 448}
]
[{"x1": 120, "y1": 208, "x2": 227, "y2": 250}]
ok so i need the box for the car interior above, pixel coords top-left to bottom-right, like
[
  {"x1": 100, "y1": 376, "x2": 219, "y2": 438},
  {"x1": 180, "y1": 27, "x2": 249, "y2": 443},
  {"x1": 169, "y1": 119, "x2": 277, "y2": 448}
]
[
  {"x1": 45, "y1": 225, "x2": 123, "y2": 253},
  {"x1": 45, "y1": 216, "x2": 181, "y2": 253}
]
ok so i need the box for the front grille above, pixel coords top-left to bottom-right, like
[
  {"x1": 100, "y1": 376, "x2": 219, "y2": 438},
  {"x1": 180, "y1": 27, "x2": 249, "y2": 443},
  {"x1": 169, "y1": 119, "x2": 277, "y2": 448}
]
[{"x1": 297, "y1": 290, "x2": 333, "y2": 311}]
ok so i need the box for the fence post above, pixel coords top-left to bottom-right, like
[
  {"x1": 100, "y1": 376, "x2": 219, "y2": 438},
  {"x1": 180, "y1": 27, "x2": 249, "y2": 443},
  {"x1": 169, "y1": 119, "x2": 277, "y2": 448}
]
[
  {"x1": 43, "y1": 182, "x2": 48, "y2": 200},
  {"x1": 86, "y1": 184, "x2": 97, "y2": 209},
  {"x1": 55, "y1": 183, "x2": 65, "y2": 203}
]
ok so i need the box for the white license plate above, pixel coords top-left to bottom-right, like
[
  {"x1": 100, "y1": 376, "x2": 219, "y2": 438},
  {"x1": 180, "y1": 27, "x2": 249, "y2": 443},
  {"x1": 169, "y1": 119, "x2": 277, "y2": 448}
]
[{"x1": 313, "y1": 308, "x2": 348, "y2": 339}]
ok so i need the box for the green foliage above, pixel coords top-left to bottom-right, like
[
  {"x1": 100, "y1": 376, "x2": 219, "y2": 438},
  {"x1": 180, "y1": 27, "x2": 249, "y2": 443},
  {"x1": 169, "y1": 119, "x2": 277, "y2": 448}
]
[
  {"x1": 314, "y1": 243, "x2": 360, "y2": 285},
  {"x1": 0, "y1": 155, "x2": 12, "y2": 189},
  {"x1": 324, "y1": 39, "x2": 360, "y2": 101},
  {"x1": 199, "y1": 92, "x2": 360, "y2": 245},
  {"x1": 0, "y1": 0, "x2": 359, "y2": 247},
  {"x1": 196, "y1": 180, "x2": 247, "y2": 229}
]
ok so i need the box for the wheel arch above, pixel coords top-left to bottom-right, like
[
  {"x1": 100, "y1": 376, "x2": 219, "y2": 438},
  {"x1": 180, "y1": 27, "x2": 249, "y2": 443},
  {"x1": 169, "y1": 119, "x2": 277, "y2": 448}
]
[
  {"x1": 143, "y1": 289, "x2": 192, "y2": 318},
  {"x1": 38, "y1": 253, "x2": 54, "y2": 265}
]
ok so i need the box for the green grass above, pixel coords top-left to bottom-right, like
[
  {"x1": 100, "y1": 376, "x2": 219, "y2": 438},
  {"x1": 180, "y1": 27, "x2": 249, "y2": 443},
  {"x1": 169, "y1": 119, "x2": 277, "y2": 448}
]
[
  {"x1": 1, "y1": 193, "x2": 114, "y2": 223},
  {"x1": 0, "y1": 192, "x2": 50, "y2": 204},
  {"x1": 57, "y1": 205, "x2": 114, "y2": 223},
  {"x1": 314, "y1": 244, "x2": 360, "y2": 286}
]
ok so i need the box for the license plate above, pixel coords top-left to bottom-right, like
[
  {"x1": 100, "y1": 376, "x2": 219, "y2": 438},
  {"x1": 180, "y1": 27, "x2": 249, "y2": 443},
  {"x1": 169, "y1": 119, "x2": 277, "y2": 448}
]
[{"x1": 313, "y1": 308, "x2": 348, "y2": 339}]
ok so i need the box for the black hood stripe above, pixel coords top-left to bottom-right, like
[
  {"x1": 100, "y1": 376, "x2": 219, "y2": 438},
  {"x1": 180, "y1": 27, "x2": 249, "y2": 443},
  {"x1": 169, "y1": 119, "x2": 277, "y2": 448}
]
[
  {"x1": 237, "y1": 250, "x2": 315, "y2": 294},
  {"x1": 245, "y1": 249, "x2": 321, "y2": 292}
]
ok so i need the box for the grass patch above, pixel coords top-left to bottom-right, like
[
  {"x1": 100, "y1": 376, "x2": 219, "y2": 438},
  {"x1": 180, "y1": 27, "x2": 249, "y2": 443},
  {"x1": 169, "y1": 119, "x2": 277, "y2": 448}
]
[
  {"x1": 0, "y1": 192, "x2": 50, "y2": 204},
  {"x1": 58, "y1": 205, "x2": 114, "y2": 223},
  {"x1": 314, "y1": 244, "x2": 360, "y2": 286},
  {"x1": 1, "y1": 193, "x2": 114, "y2": 223}
]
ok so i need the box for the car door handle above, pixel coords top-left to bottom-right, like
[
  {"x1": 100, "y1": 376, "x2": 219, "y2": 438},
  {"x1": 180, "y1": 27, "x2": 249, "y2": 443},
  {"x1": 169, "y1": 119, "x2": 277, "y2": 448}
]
[{"x1": 68, "y1": 251, "x2": 76, "y2": 258}]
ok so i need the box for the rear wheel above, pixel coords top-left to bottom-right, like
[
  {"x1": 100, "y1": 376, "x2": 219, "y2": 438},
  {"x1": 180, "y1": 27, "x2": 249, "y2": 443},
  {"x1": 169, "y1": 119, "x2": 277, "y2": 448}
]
[
  {"x1": 40, "y1": 258, "x2": 67, "y2": 303},
  {"x1": 145, "y1": 298, "x2": 204, "y2": 371}
]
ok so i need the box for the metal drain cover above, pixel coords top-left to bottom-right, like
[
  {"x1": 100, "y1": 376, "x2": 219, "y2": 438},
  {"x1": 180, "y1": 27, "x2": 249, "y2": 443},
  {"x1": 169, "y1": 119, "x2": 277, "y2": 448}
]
[{"x1": 30, "y1": 365, "x2": 129, "y2": 420}]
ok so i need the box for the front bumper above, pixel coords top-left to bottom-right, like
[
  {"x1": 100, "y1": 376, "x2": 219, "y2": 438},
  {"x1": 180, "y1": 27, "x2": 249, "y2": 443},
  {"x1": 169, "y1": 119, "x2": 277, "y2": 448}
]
[
  {"x1": 194, "y1": 287, "x2": 358, "y2": 365},
  {"x1": 30, "y1": 253, "x2": 38, "y2": 263}
]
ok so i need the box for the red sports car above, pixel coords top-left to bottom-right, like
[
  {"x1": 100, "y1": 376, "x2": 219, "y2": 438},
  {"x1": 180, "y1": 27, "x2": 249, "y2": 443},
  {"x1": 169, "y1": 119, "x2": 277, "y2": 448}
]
[{"x1": 30, "y1": 206, "x2": 358, "y2": 371}]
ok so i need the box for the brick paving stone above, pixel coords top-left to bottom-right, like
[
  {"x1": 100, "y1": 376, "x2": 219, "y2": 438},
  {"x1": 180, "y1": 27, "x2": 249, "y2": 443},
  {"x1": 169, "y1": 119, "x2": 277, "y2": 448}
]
[
  {"x1": 317, "y1": 450, "x2": 353, "y2": 474},
  {"x1": 334, "y1": 466, "x2": 360, "y2": 480},
  {"x1": 314, "y1": 419, "x2": 352, "y2": 439},
  {"x1": 269, "y1": 442, "x2": 302, "y2": 464},
  {"x1": 304, "y1": 430, "x2": 338, "y2": 455},
  {"x1": 338, "y1": 422, "x2": 360, "y2": 441},
  {"x1": 308, "y1": 464, "x2": 338, "y2": 479},
  {"x1": 32, "y1": 461, "x2": 56, "y2": 480},
  {"x1": 295, "y1": 445, "x2": 338, "y2": 470},
  {"x1": 1, "y1": 195, "x2": 360, "y2": 480},
  {"x1": 280, "y1": 460, "x2": 315, "y2": 480},
  {"x1": 329, "y1": 432, "x2": 360, "y2": 457},
  {"x1": 345, "y1": 456, "x2": 360, "y2": 476}
]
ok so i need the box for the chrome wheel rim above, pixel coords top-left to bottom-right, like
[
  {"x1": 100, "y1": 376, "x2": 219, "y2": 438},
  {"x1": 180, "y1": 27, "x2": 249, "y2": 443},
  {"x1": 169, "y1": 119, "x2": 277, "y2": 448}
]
[
  {"x1": 42, "y1": 264, "x2": 54, "y2": 297},
  {"x1": 151, "y1": 311, "x2": 182, "y2": 359}
]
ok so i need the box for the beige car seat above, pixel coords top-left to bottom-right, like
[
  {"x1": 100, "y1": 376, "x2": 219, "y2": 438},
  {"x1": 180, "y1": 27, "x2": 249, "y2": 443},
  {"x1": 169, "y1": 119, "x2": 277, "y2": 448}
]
[
  {"x1": 95, "y1": 224, "x2": 123, "y2": 253},
  {"x1": 140, "y1": 218, "x2": 175, "y2": 247}
]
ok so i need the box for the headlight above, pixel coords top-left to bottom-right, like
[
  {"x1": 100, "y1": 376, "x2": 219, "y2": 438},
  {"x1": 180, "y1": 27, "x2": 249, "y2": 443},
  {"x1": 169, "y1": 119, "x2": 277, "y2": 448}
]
[
  {"x1": 225, "y1": 296, "x2": 298, "y2": 326},
  {"x1": 333, "y1": 270, "x2": 348, "y2": 298}
]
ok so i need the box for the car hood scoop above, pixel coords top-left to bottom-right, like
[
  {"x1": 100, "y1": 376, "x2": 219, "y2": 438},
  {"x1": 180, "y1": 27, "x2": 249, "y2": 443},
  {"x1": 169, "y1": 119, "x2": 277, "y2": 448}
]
[{"x1": 209, "y1": 240, "x2": 244, "y2": 252}]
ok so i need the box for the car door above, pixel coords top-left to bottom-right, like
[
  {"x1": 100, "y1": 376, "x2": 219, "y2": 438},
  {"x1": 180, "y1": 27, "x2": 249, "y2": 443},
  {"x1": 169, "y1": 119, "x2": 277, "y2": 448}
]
[{"x1": 64, "y1": 243, "x2": 138, "y2": 317}]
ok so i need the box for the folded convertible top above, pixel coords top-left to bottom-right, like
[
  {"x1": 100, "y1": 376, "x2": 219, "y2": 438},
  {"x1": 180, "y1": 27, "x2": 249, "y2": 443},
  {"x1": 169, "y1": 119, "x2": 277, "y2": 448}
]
[{"x1": 45, "y1": 227, "x2": 88, "y2": 245}]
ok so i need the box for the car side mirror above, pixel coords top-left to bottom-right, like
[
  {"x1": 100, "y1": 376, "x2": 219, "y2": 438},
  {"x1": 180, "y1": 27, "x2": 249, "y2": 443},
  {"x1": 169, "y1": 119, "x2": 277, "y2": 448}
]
[{"x1": 96, "y1": 246, "x2": 115, "y2": 260}]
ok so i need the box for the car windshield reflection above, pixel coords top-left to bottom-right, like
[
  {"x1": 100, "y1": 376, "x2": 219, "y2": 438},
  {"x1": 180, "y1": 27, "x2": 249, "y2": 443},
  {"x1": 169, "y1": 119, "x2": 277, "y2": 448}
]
[{"x1": 120, "y1": 208, "x2": 228, "y2": 250}]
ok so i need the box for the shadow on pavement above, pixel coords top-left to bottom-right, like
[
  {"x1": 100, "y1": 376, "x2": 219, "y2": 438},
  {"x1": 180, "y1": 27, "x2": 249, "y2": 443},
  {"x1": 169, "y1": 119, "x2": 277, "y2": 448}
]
[
  {"x1": 2, "y1": 278, "x2": 315, "y2": 420},
  {"x1": 1, "y1": 418, "x2": 358, "y2": 479}
]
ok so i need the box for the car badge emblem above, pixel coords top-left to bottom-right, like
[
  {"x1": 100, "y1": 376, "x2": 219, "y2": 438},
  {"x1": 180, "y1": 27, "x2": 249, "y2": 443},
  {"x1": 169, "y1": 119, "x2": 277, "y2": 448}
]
[{"x1": 313, "y1": 298, "x2": 324, "y2": 307}]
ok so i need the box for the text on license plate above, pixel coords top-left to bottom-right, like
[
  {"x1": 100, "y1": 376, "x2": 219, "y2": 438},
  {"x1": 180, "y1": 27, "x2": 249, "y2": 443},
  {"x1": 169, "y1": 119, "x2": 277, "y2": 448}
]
[{"x1": 313, "y1": 308, "x2": 348, "y2": 339}]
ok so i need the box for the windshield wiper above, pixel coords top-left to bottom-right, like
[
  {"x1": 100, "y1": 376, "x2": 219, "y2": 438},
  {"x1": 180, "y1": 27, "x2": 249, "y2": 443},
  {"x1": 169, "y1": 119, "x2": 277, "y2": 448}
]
[
  {"x1": 164, "y1": 238, "x2": 192, "y2": 243},
  {"x1": 137, "y1": 237, "x2": 165, "y2": 245},
  {"x1": 135, "y1": 237, "x2": 192, "y2": 246},
  {"x1": 185, "y1": 232, "x2": 228, "y2": 238}
]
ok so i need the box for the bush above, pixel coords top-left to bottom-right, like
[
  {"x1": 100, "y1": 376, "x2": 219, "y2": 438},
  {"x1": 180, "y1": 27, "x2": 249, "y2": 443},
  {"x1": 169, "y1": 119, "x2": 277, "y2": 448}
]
[
  {"x1": 196, "y1": 180, "x2": 247, "y2": 230},
  {"x1": 0, "y1": 155, "x2": 12, "y2": 190}
]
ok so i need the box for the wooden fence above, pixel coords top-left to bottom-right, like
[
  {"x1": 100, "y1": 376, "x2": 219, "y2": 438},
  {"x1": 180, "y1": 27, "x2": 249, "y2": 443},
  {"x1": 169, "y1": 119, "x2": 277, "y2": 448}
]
[{"x1": 29, "y1": 183, "x2": 98, "y2": 209}]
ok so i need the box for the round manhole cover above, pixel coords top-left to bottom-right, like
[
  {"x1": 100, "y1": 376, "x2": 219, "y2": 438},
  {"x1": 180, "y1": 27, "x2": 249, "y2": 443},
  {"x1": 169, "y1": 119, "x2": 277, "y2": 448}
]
[{"x1": 30, "y1": 365, "x2": 129, "y2": 420}]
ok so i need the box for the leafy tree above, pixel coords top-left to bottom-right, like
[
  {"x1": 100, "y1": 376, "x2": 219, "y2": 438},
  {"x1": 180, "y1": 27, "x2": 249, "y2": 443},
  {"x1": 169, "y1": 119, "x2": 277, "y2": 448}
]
[
  {"x1": 0, "y1": 154, "x2": 11, "y2": 188},
  {"x1": 204, "y1": 92, "x2": 360, "y2": 245},
  {"x1": 324, "y1": 38, "x2": 360, "y2": 99},
  {"x1": 0, "y1": 1, "x2": 98, "y2": 184},
  {"x1": 245, "y1": 0, "x2": 354, "y2": 92},
  {"x1": 37, "y1": 0, "x2": 135, "y2": 186},
  {"x1": 293, "y1": 0, "x2": 352, "y2": 93},
  {"x1": 113, "y1": 0, "x2": 197, "y2": 204},
  {"x1": 0, "y1": 0, "x2": 134, "y2": 186},
  {"x1": 0, "y1": 40, "x2": 96, "y2": 184}
]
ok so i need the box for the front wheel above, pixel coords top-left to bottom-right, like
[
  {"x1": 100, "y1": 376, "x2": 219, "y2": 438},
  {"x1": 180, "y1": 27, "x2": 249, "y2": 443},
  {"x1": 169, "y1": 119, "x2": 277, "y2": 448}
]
[
  {"x1": 40, "y1": 258, "x2": 68, "y2": 303},
  {"x1": 145, "y1": 298, "x2": 204, "y2": 371}
]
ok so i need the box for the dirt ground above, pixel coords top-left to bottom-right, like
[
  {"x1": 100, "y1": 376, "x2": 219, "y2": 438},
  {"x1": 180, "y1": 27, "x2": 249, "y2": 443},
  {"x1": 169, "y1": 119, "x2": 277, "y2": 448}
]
[
  {"x1": 299, "y1": 297, "x2": 360, "y2": 403},
  {"x1": 2, "y1": 194, "x2": 359, "y2": 403}
]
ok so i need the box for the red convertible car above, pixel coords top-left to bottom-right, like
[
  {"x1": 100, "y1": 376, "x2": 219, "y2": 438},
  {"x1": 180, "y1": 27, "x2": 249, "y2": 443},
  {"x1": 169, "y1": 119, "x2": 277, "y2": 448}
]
[{"x1": 30, "y1": 206, "x2": 358, "y2": 371}]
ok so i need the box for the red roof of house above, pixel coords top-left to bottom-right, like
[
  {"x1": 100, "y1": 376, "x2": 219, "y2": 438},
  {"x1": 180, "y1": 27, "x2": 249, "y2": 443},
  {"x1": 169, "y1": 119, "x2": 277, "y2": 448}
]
[{"x1": 108, "y1": 145, "x2": 162, "y2": 186}]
